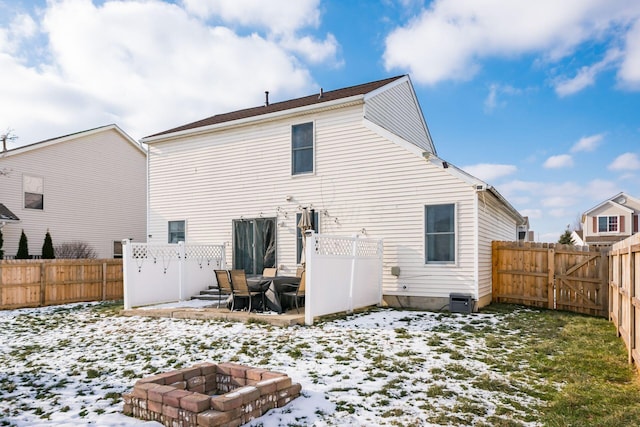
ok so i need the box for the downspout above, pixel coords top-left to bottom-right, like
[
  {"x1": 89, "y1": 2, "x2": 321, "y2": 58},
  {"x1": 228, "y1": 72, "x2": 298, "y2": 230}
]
[{"x1": 473, "y1": 187, "x2": 481, "y2": 302}]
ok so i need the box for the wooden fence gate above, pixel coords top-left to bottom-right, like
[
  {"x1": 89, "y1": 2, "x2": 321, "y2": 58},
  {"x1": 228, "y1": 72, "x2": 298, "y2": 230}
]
[{"x1": 492, "y1": 241, "x2": 608, "y2": 317}]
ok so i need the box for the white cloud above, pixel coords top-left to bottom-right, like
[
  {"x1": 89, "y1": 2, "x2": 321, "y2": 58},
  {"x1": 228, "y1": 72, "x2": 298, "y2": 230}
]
[
  {"x1": 570, "y1": 133, "x2": 604, "y2": 152},
  {"x1": 461, "y1": 163, "x2": 517, "y2": 182},
  {"x1": 182, "y1": 0, "x2": 321, "y2": 35},
  {"x1": 608, "y1": 152, "x2": 640, "y2": 170},
  {"x1": 383, "y1": 0, "x2": 640, "y2": 93},
  {"x1": 484, "y1": 83, "x2": 522, "y2": 113},
  {"x1": 543, "y1": 154, "x2": 573, "y2": 168},
  {"x1": 582, "y1": 179, "x2": 618, "y2": 203},
  {"x1": 0, "y1": 0, "x2": 336, "y2": 142},
  {"x1": 618, "y1": 18, "x2": 640, "y2": 89},
  {"x1": 519, "y1": 208, "x2": 542, "y2": 219},
  {"x1": 554, "y1": 48, "x2": 622, "y2": 96},
  {"x1": 180, "y1": 0, "x2": 339, "y2": 66}
]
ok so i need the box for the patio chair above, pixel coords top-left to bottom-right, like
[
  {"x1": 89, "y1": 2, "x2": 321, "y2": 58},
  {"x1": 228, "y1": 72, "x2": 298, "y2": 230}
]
[
  {"x1": 229, "y1": 269, "x2": 265, "y2": 312},
  {"x1": 262, "y1": 267, "x2": 277, "y2": 278},
  {"x1": 214, "y1": 270, "x2": 233, "y2": 309},
  {"x1": 281, "y1": 271, "x2": 305, "y2": 313}
]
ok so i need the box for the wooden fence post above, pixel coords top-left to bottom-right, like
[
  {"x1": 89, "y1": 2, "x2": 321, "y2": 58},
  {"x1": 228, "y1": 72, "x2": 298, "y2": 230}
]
[
  {"x1": 547, "y1": 247, "x2": 555, "y2": 310},
  {"x1": 40, "y1": 261, "x2": 46, "y2": 307},
  {"x1": 491, "y1": 241, "x2": 499, "y2": 302},
  {"x1": 102, "y1": 262, "x2": 107, "y2": 301}
]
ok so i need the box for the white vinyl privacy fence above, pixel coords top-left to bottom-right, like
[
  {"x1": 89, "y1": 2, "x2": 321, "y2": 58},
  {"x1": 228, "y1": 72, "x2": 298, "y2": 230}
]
[
  {"x1": 303, "y1": 232, "x2": 383, "y2": 325},
  {"x1": 122, "y1": 241, "x2": 226, "y2": 309},
  {"x1": 121, "y1": 234, "x2": 383, "y2": 322}
]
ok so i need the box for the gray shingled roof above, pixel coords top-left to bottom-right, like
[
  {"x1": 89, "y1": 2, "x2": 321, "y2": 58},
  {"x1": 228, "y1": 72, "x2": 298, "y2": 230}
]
[
  {"x1": 146, "y1": 75, "x2": 405, "y2": 138},
  {"x1": 0, "y1": 204, "x2": 19, "y2": 221}
]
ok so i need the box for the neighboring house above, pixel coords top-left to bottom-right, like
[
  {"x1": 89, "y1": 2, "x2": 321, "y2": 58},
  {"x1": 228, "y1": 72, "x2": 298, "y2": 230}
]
[
  {"x1": 517, "y1": 216, "x2": 534, "y2": 242},
  {"x1": 142, "y1": 75, "x2": 525, "y2": 310},
  {"x1": 0, "y1": 124, "x2": 147, "y2": 258},
  {"x1": 581, "y1": 192, "x2": 640, "y2": 249},
  {"x1": 571, "y1": 229, "x2": 586, "y2": 246}
]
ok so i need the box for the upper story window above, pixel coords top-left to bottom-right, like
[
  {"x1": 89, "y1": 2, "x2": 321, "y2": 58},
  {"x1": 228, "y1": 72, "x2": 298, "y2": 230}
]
[
  {"x1": 598, "y1": 215, "x2": 618, "y2": 233},
  {"x1": 168, "y1": 220, "x2": 185, "y2": 243},
  {"x1": 425, "y1": 204, "x2": 456, "y2": 263},
  {"x1": 292, "y1": 122, "x2": 314, "y2": 175},
  {"x1": 23, "y1": 175, "x2": 44, "y2": 210}
]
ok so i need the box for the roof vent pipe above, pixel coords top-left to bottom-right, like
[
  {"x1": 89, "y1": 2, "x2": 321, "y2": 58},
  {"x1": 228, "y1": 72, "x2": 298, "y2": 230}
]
[
  {"x1": 318, "y1": 88, "x2": 323, "y2": 99},
  {"x1": 265, "y1": 91, "x2": 269, "y2": 106}
]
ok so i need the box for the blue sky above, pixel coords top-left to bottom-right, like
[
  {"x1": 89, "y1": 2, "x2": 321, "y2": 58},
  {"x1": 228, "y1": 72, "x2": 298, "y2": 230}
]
[{"x1": 1, "y1": 0, "x2": 639, "y2": 242}]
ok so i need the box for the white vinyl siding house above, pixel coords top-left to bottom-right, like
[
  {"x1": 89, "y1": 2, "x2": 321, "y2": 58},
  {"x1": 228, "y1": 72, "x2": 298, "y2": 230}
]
[
  {"x1": 0, "y1": 125, "x2": 146, "y2": 258},
  {"x1": 143, "y1": 76, "x2": 523, "y2": 310}
]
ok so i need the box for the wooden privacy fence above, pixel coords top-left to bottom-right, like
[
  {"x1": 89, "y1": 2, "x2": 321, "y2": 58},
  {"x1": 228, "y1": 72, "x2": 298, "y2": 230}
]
[
  {"x1": 608, "y1": 234, "x2": 640, "y2": 369},
  {"x1": 492, "y1": 241, "x2": 608, "y2": 317},
  {"x1": 0, "y1": 259, "x2": 123, "y2": 309}
]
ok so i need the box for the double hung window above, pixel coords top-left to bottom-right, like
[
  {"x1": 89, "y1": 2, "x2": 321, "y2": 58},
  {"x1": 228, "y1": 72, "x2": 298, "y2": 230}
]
[
  {"x1": 597, "y1": 216, "x2": 618, "y2": 233},
  {"x1": 425, "y1": 204, "x2": 455, "y2": 263},
  {"x1": 292, "y1": 122, "x2": 314, "y2": 175},
  {"x1": 23, "y1": 175, "x2": 44, "y2": 210}
]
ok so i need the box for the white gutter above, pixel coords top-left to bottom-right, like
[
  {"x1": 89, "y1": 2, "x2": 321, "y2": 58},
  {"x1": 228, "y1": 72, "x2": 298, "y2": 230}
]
[
  {"x1": 142, "y1": 95, "x2": 366, "y2": 144},
  {"x1": 425, "y1": 153, "x2": 525, "y2": 225}
]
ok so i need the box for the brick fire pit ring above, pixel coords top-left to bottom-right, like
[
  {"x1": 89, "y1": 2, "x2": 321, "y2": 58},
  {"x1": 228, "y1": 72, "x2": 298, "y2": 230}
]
[{"x1": 123, "y1": 362, "x2": 301, "y2": 426}]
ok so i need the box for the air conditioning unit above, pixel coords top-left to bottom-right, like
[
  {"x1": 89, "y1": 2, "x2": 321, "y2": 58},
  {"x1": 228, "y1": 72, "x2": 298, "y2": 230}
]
[{"x1": 449, "y1": 293, "x2": 474, "y2": 314}]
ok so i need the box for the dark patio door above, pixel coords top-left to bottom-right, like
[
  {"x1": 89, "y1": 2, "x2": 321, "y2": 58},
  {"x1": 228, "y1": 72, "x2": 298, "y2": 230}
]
[{"x1": 232, "y1": 218, "x2": 276, "y2": 275}]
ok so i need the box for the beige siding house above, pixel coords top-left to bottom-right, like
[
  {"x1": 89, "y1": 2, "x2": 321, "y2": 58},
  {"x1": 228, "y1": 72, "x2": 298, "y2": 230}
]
[
  {"x1": 142, "y1": 75, "x2": 524, "y2": 310},
  {"x1": 0, "y1": 125, "x2": 147, "y2": 258},
  {"x1": 581, "y1": 192, "x2": 640, "y2": 248}
]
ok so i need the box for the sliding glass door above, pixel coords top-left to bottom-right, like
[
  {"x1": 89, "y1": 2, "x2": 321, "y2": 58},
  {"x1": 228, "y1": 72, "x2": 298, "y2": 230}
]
[{"x1": 232, "y1": 218, "x2": 276, "y2": 275}]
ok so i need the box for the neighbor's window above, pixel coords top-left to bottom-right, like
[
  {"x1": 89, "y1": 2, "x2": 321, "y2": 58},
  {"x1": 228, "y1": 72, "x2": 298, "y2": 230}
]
[
  {"x1": 168, "y1": 220, "x2": 185, "y2": 243},
  {"x1": 113, "y1": 241, "x2": 123, "y2": 258},
  {"x1": 292, "y1": 122, "x2": 314, "y2": 175},
  {"x1": 425, "y1": 204, "x2": 455, "y2": 263},
  {"x1": 598, "y1": 216, "x2": 618, "y2": 233},
  {"x1": 23, "y1": 175, "x2": 44, "y2": 210}
]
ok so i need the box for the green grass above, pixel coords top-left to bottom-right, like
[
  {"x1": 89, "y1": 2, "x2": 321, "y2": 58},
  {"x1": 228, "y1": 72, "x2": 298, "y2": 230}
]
[{"x1": 484, "y1": 304, "x2": 640, "y2": 427}]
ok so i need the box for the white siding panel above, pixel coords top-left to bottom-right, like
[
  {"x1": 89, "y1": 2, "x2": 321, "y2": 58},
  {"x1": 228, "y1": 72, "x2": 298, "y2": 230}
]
[
  {"x1": 365, "y1": 81, "x2": 433, "y2": 153},
  {"x1": 476, "y1": 192, "x2": 519, "y2": 299},
  {"x1": 1, "y1": 129, "x2": 146, "y2": 258},
  {"x1": 149, "y1": 104, "x2": 482, "y2": 296}
]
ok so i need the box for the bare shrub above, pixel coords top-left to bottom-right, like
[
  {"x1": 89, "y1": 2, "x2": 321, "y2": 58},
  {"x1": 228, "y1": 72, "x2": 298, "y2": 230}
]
[{"x1": 54, "y1": 242, "x2": 97, "y2": 259}]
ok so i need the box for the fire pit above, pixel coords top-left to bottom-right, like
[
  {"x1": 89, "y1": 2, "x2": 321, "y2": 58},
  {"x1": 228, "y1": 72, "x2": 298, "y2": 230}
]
[{"x1": 123, "y1": 362, "x2": 301, "y2": 426}]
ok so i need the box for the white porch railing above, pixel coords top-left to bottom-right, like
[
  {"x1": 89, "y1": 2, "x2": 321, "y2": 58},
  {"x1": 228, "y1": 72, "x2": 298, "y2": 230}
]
[
  {"x1": 304, "y1": 232, "x2": 383, "y2": 325},
  {"x1": 122, "y1": 240, "x2": 226, "y2": 309}
]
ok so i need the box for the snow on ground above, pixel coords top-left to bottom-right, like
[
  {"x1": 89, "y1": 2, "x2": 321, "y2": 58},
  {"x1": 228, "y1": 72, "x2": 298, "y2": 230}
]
[{"x1": 0, "y1": 301, "x2": 547, "y2": 426}]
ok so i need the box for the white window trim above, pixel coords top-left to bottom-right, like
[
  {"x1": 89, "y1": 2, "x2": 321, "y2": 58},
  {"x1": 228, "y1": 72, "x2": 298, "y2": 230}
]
[
  {"x1": 168, "y1": 219, "x2": 187, "y2": 243},
  {"x1": 424, "y1": 203, "x2": 457, "y2": 265},
  {"x1": 23, "y1": 173, "x2": 44, "y2": 210},
  {"x1": 597, "y1": 215, "x2": 620, "y2": 234},
  {"x1": 291, "y1": 120, "x2": 315, "y2": 176}
]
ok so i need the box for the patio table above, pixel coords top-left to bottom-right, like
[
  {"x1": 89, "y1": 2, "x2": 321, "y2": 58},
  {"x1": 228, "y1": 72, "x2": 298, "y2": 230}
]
[{"x1": 246, "y1": 275, "x2": 300, "y2": 314}]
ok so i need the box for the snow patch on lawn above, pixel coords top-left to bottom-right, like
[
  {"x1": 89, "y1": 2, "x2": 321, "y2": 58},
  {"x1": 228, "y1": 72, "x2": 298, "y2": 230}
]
[{"x1": 0, "y1": 302, "x2": 545, "y2": 426}]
